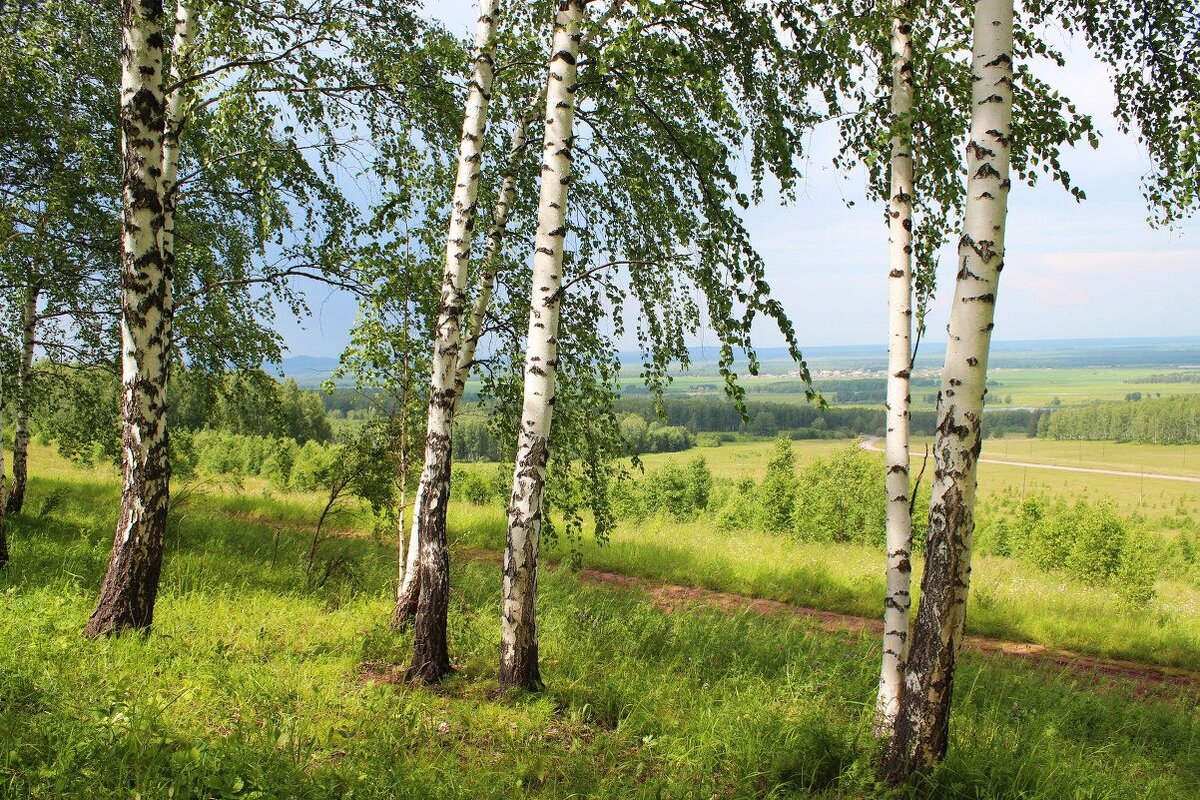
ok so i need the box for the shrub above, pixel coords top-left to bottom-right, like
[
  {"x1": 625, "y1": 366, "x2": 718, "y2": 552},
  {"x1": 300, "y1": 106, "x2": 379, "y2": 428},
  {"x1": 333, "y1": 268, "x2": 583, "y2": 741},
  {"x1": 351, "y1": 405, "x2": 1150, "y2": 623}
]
[
  {"x1": 977, "y1": 516, "x2": 1013, "y2": 558},
  {"x1": 643, "y1": 462, "x2": 697, "y2": 519},
  {"x1": 455, "y1": 469, "x2": 495, "y2": 505},
  {"x1": 757, "y1": 437, "x2": 797, "y2": 532},
  {"x1": 1066, "y1": 503, "x2": 1126, "y2": 584},
  {"x1": 609, "y1": 474, "x2": 646, "y2": 521},
  {"x1": 685, "y1": 455, "x2": 713, "y2": 511},
  {"x1": 262, "y1": 438, "x2": 300, "y2": 489},
  {"x1": 1115, "y1": 534, "x2": 1158, "y2": 610},
  {"x1": 291, "y1": 440, "x2": 340, "y2": 492},
  {"x1": 793, "y1": 443, "x2": 883, "y2": 545},
  {"x1": 715, "y1": 489, "x2": 757, "y2": 533}
]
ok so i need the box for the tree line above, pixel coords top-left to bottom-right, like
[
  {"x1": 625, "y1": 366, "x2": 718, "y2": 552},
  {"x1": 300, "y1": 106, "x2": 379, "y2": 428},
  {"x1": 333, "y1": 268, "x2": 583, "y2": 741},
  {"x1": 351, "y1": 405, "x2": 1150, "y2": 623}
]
[
  {"x1": 1, "y1": 0, "x2": 1197, "y2": 786},
  {"x1": 1039, "y1": 395, "x2": 1200, "y2": 444}
]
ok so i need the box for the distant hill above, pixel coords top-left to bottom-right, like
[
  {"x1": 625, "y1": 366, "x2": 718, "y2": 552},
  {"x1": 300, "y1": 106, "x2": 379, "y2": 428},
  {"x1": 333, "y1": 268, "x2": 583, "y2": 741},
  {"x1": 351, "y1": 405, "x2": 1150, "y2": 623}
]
[
  {"x1": 276, "y1": 336, "x2": 1200, "y2": 387},
  {"x1": 273, "y1": 355, "x2": 341, "y2": 387}
]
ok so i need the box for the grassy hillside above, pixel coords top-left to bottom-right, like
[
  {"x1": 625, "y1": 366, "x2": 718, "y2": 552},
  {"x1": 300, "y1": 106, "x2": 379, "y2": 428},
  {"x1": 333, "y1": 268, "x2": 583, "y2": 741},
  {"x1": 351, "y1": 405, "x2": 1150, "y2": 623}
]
[{"x1": 2, "y1": 462, "x2": 1198, "y2": 799}]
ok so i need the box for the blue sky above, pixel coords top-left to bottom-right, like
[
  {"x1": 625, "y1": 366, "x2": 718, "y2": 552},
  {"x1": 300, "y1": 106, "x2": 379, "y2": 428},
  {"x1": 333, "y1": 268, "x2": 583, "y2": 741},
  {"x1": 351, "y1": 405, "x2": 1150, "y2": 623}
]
[{"x1": 276, "y1": 2, "x2": 1199, "y2": 358}]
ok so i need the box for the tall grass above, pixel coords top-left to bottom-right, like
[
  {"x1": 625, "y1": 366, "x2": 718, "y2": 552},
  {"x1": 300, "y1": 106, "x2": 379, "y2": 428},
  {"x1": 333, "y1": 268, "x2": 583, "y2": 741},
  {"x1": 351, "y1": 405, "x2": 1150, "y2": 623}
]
[
  {"x1": 2, "y1": 472, "x2": 1198, "y2": 799},
  {"x1": 449, "y1": 503, "x2": 1200, "y2": 671}
]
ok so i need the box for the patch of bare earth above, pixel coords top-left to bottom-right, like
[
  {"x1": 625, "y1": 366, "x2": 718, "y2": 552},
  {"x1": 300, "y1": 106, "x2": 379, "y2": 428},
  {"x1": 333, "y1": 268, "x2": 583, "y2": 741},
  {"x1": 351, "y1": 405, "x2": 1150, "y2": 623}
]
[{"x1": 460, "y1": 547, "x2": 1200, "y2": 704}]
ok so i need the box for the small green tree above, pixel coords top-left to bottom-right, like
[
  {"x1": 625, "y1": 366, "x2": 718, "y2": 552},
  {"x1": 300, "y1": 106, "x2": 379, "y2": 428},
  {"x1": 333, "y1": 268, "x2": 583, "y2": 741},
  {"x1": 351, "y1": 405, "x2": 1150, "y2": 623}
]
[
  {"x1": 758, "y1": 438, "x2": 798, "y2": 532},
  {"x1": 686, "y1": 455, "x2": 713, "y2": 512},
  {"x1": 1115, "y1": 533, "x2": 1158, "y2": 611},
  {"x1": 794, "y1": 443, "x2": 884, "y2": 545},
  {"x1": 1066, "y1": 503, "x2": 1127, "y2": 584}
]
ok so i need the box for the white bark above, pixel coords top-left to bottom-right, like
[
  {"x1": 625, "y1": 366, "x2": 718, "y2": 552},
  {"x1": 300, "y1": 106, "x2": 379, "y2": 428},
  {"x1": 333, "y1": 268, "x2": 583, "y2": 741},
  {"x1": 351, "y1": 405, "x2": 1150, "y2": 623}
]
[
  {"x1": 452, "y1": 100, "x2": 538, "y2": 404},
  {"x1": 405, "y1": 0, "x2": 500, "y2": 681},
  {"x1": 398, "y1": 0, "x2": 498, "y2": 614},
  {"x1": 875, "y1": 9, "x2": 915, "y2": 736},
  {"x1": 397, "y1": 480, "x2": 423, "y2": 597},
  {"x1": 887, "y1": 0, "x2": 1014, "y2": 777},
  {"x1": 115, "y1": 0, "x2": 169, "y2": 547},
  {"x1": 8, "y1": 282, "x2": 39, "y2": 514},
  {"x1": 86, "y1": 0, "x2": 170, "y2": 636},
  {"x1": 1, "y1": 374, "x2": 8, "y2": 568},
  {"x1": 160, "y1": 0, "x2": 196, "y2": 308},
  {"x1": 499, "y1": 0, "x2": 587, "y2": 690}
]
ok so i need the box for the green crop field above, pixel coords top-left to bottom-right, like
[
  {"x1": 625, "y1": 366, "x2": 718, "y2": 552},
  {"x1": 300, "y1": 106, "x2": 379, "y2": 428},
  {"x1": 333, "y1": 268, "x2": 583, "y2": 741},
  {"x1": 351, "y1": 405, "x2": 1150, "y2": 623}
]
[
  {"x1": 2, "y1": 453, "x2": 1199, "y2": 799},
  {"x1": 660, "y1": 367, "x2": 1200, "y2": 410}
]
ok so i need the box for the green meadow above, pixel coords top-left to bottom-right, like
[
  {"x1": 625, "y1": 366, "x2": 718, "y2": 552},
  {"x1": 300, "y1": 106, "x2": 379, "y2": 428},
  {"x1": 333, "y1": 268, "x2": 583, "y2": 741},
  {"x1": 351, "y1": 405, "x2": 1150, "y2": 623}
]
[{"x1": 2, "y1": 449, "x2": 1199, "y2": 799}]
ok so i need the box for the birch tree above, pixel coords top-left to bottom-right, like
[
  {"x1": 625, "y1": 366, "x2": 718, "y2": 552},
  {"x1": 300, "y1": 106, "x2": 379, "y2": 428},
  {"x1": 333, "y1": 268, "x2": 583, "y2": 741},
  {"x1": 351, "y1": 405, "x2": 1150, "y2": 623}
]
[
  {"x1": 405, "y1": 0, "x2": 502, "y2": 684},
  {"x1": 0, "y1": 371, "x2": 8, "y2": 569},
  {"x1": 882, "y1": 0, "x2": 1016, "y2": 777},
  {"x1": 875, "y1": 2, "x2": 917, "y2": 735},
  {"x1": 84, "y1": 0, "x2": 172, "y2": 636},
  {"x1": 6, "y1": 285, "x2": 39, "y2": 515},
  {"x1": 0, "y1": 0, "x2": 122, "y2": 519},
  {"x1": 392, "y1": 95, "x2": 538, "y2": 626},
  {"x1": 498, "y1": 0, "x2": 587, "y2": 692},
  {"x1": 81, "y1": 0, "x2": 450, "y2": 633}
]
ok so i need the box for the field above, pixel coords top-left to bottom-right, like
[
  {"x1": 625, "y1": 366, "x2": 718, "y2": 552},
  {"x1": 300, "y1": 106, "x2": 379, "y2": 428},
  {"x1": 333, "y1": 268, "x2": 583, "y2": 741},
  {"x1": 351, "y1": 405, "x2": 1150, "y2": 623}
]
[
  {"x1": 648, "y1": 367, "x2": 1200, "y2": 410},
  {"x1": 2, "y1": 449, "x2": 1199, "y2": 799},
  {"x1": 635, "y1": 437, "x2": 1200, "y2": 515}
]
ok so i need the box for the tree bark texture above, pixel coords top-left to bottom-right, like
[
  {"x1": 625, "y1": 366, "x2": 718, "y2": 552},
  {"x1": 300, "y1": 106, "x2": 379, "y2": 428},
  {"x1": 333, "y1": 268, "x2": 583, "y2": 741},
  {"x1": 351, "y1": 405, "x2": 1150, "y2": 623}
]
[
  {"x1": 405, "y1": 0, "x2": 500, "y2": 683},
  {"x1": 498, "y1": 0, "x2": 586, "y2": 692},
  {"x1": 159, "y1": 0, "x2": 196, "y2": 318},
  {"x1": 392, "y1": 480, "x2": 423, "y2": 626},
  {"x1": 875, "y1": 8, "x2": 916, "y2": 737},
  {"x1": 392, "y1": 96, "x2": 536, "y2": 629},
  {"x1": 7, "y1": 283, "x2": 40, "y2": 516},
  {"x1": 452, "y1": 98, "x2": 538, "y2": 402},
  {"x1": 0, "y1": 375, "x2": 8, "y2": 569},
  {"x1": 884, "y1": 0, "x2": 1014, "y2": 781},
  {"x1": 86, "y1": 0, "x2": 170, "y2": 638}
]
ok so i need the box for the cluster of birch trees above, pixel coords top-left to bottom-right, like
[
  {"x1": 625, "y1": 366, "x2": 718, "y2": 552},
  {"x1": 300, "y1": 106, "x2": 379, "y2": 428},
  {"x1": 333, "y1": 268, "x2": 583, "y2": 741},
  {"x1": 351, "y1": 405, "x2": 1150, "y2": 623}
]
[{"x1": 1, "y1": 0, "x2": 1197, "y2": 785}]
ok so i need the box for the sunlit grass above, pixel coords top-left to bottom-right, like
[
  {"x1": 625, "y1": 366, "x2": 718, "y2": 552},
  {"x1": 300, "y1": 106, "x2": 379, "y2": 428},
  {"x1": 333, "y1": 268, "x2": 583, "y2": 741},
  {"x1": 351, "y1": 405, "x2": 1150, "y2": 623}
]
[
  {"x1": 451, "y1": 503, "x2": 1200, "y2": 672},
  {"x1": 2, "y1": 463, "x2": 1198, "y2": 799}
]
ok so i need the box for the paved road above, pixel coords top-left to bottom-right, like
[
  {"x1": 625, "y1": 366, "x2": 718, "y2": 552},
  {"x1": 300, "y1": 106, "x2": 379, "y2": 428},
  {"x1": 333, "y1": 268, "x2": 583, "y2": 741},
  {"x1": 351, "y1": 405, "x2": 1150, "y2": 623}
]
[{"x1": 859, "y1": 436, "x2": 1200, "y2": 484}]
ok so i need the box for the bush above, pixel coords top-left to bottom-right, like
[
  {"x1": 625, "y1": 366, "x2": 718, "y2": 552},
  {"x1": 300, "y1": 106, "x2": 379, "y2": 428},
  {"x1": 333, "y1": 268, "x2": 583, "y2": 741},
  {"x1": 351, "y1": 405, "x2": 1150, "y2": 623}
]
[
  {"x1": 291, "y1": 440, "x2": 340, "y2": 492},
  {"x1": 715, "y1": 488, "x2": 757, "y2": 533},
  {"x1": 685, "y1": 456, "x2": 713, "y2": 511},
  {"x1": 1115, "y1": 534, "x2": 1158, "y2": 610},
  {"x1": 757, "y1": 438, "x2": 797, "y2": 532},
  {"x1": 609, "y1": 474, "x2": 646, "y2": 520},
  {"x1": 793, "y1": 443, "x2": 883, "y2": 545},
  {"x1": 262, "y1": 438, "x2": 300, "y2": 489},
  {"x1": 643, "y1": 462, "x2": 697, "y2": 519},
  {"x1": 1066, "y1": 503, "x2": 1126, "y2": 584},
  {"x1": 455, "y1": 469, "x2": 495, "y2": 505}
]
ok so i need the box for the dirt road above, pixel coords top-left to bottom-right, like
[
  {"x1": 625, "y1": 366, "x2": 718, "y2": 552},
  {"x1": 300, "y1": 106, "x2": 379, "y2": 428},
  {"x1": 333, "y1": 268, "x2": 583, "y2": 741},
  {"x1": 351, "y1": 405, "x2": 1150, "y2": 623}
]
[{"x1": 859, "y1": 436, "x2": 1200, "y2": 484}]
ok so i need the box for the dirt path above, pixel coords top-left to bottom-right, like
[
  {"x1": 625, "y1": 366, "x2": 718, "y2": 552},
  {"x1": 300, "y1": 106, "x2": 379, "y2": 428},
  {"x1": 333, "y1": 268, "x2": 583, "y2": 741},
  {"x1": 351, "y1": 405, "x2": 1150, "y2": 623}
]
[
  {"x1": 462, "y1": 548, "x2": 1200, "y2": 701},
  {"x1": 859, "y1": 436, "x2": 1200, "y2": 484}
]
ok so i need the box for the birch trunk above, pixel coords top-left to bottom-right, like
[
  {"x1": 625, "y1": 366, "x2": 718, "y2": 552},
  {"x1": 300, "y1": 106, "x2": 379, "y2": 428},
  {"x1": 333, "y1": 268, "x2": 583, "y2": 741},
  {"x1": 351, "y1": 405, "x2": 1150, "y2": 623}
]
[
  {"x1": 452, "y1": 99, "x2": 538, "y2": 401},
  {"x1": 405, "y1": 0, "x2": 500, "y2": 684},
  {"x1": 393, "y1": 89, "x2": 535, "y2": 629},
  {"x1": 392, "y1": 480, "x2": 422, "y2": 624},
  {"x1": 0, "y1": 375, "x2": 8, "y2": 569},
  {"x1": 498, "y1": 0, "x2": 586, "y2": 692},
  {"x1": 85, "y1": 0, "x2": 170, "y2": 637},
  {"x1": 883, "y1": 0, "x2": 1014, "y2": 780},
  {"x1": 874, "y1": 9, "x2": 915, "y2": 737},
  {"x1": 159, "y1": 0, "x2": 196, "y2": 321},
  {"x1": 7, "y1": 282, "x2": 40, "y2": 516}
]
